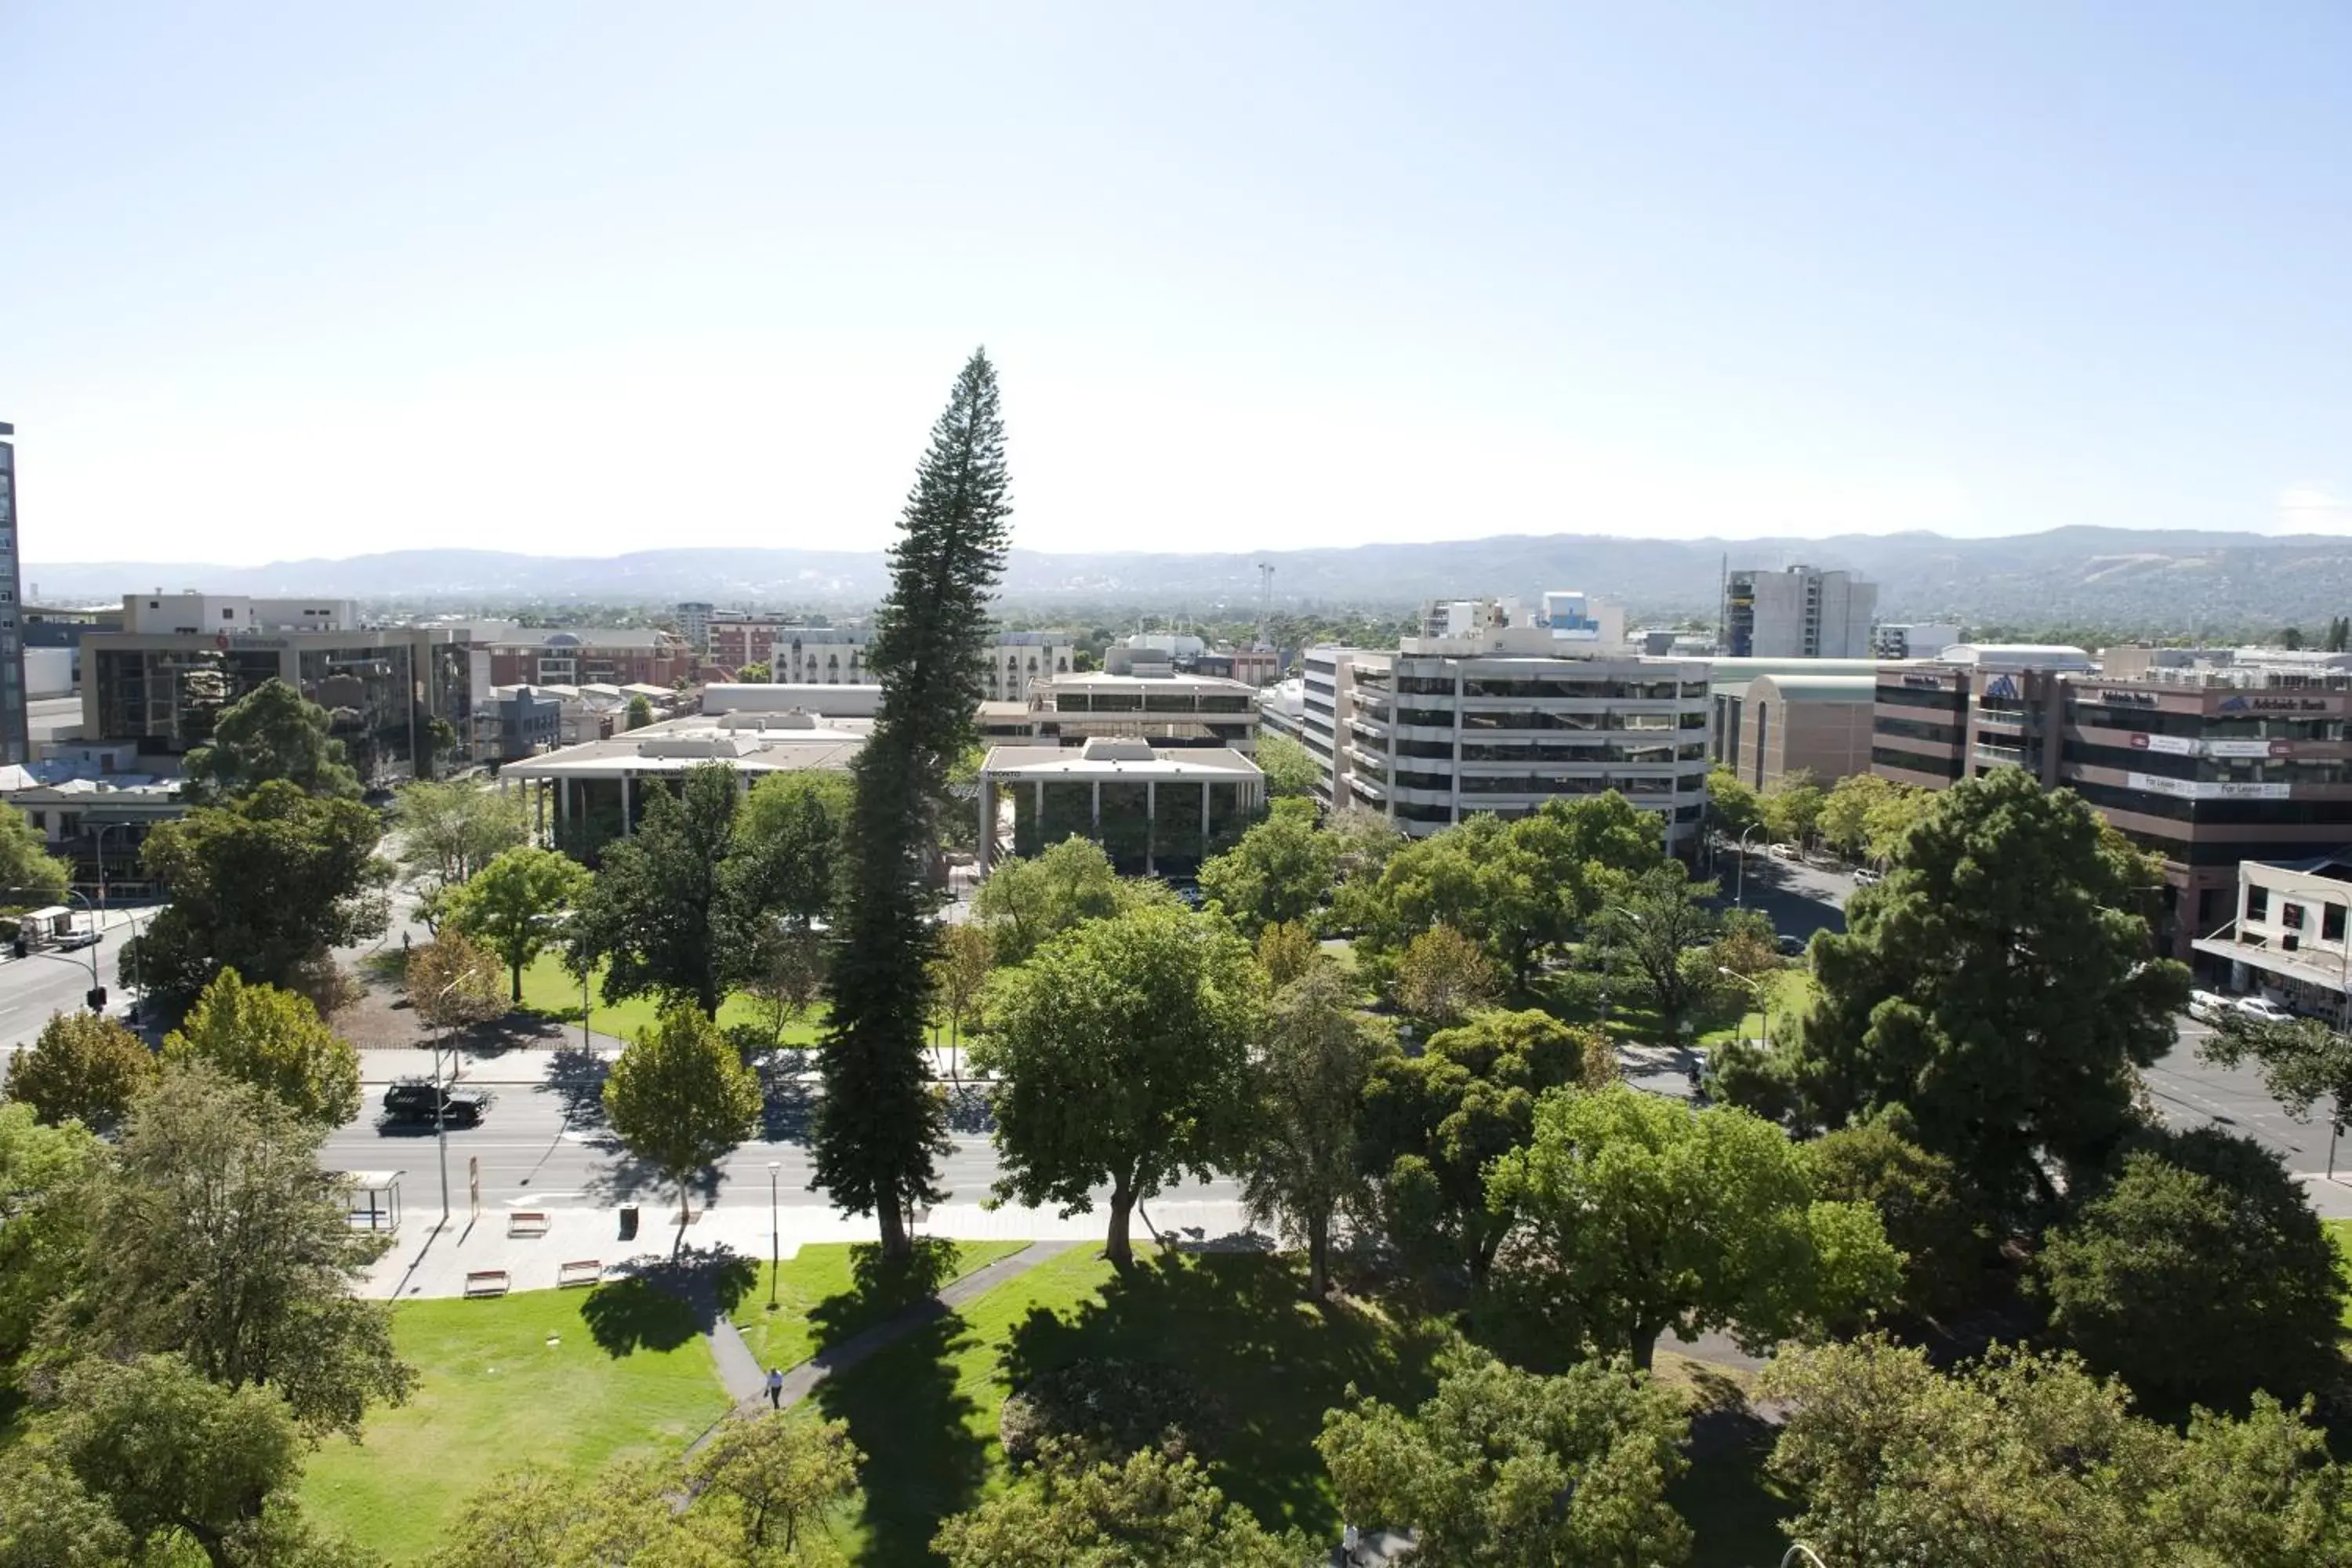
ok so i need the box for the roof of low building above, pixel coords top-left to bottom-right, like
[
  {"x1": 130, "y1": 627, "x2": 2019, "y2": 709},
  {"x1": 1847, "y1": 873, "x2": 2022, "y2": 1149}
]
[
  {"x1": 496, "y1": 713, "x2": 870, "y2": 779},
  {"x1": 980, "y1": 742, "x2": 1261, "y2": 780}
]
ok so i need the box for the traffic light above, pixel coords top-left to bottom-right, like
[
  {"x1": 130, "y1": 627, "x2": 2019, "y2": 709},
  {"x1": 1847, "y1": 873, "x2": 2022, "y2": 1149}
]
[{"x1": 85, "y1": 986, "x2": 107, "y2": 1013}]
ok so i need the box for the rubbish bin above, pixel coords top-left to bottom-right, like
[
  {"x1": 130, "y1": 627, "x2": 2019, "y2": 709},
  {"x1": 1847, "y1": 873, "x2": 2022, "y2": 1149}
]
[{"x1": 619, "y1": 1205, "x2": 639, "y2": 1241}]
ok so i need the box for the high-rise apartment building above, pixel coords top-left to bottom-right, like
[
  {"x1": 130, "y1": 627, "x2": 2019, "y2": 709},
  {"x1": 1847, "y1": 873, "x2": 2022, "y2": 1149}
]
[
  {"x1": 675, "y1": 601, "x2": 713, "y2": 655},
  {"x1": 1721, "y1": 565, "x2": 1877, "y2": 659},
  {"x1": 1299, "y1": 595, "x2": 1712, "y2": 849},
  {"x1": 0, "y1": 425, "x2": 27, "y2": 765}
]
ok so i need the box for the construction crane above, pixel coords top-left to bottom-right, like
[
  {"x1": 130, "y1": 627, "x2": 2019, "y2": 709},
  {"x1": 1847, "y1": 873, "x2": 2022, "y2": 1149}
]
[{"x1": 1255, "y1": 562, "x2": 1274, "y2": 649}]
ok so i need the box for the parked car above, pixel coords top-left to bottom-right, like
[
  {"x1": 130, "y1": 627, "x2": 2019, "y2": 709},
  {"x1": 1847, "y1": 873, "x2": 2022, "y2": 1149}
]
[
  {"x1": 1852, "y1": 867, "x2": 1884, "y2": 887},
  {"x1": 1767, "y1": 842, "x2": 1799, "y2": 862},
  {"x1": 2234, "y1": 996, "x2": 2295, "y2": 1025},
  {"x1": 1775, "y1": 933, "x2": 1809, "y2": 958},
  {"x1": 2187, "y1": 989, "x2": 2231, "y2": 1022},
  {"x1": 381, "y1": 1080, "x2": 492, "y2": 1128}
]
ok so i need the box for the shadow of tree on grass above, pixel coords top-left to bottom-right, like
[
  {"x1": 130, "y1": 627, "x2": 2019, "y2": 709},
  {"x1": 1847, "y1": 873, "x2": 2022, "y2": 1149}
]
[
  {"x1": 807, "y1": 1237, "x2": 967, "y2": 1354},
  {"x1": 584, "y1": 1246, "x2": 758, "y2": 1356},
  {"x1": 813, "y1": 1311, "x2": 986, "y2": 1568}
]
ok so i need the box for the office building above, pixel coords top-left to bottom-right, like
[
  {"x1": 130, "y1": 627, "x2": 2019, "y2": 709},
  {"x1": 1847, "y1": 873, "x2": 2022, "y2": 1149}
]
[
  {"x1": 1023, "y1": 671, "x2": 1260, "y2": 757},
  {"x1": 1872, "y1": 621, "x2": 1963, "y2": 660},
  {"x1": 85, "y1": 595, "x2": 473, "y2": 780},
  {"x1": 1301, "y1": 595, "x2": 1712, "y2": 849},
  {"x1": 1871, "y1": 644, "x2": 2352, "y2": 955},
  {"x1": 2192, "y1": 853, "x2": 2352, "y2": 1018},
  {"x1": 1731, "y1": 673, "x2": 1882, "y2": 791},
  {"x1": 1721, "y1": 565, "x2": 1878, "y2": 659},
  {"x1": 1703, "y1": 656, "x2": 1888, "y2": 782},
  {"x1": 978, "y1": 737, "x2": 1265, "y2": 877},
  {"x1": 0, "y1": 426, "x2": 28, "y2": 765},
  {"x1": 674, "y1": 602, "x2": 714, "y2": 654},
  {"x1": 478, "y1": 626, "x2": 694, "y2": 689}
]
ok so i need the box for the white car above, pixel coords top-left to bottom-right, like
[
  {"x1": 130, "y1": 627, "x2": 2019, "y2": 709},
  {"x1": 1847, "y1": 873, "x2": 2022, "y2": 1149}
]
[
  {"x1": 1767, "y1": 842, "x2": 1799, "y2": 862},
  {"x1": 2234, "y1": 996, "x2": 2295, "y2": 1024},
  {"x1": 2187, "y1": 989, "x2": 2230, "y2": 1023},
  {"x1": 1852, "y1": 866, "x2": 1883, "y2": 887}
]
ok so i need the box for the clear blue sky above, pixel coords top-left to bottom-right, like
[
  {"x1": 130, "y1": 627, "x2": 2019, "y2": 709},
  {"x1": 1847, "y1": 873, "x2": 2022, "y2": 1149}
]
[{"x1": 7, "y1": 2, "x2": 2350, "y2": 564}]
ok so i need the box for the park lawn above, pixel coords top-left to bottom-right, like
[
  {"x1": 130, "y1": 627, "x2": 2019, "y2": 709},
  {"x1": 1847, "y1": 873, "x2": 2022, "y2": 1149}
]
[
  {"x1": 1699, "y1": 968, "x2": 1818, "y2": 1051},
  {"x1": 731, "y1": 1240, "x2": 1030, "y2": 1370},
  {"x1": 512, "y1": 950, "x2": 829, "y2": 1046},
  {"x1": 811, "y1": 1244, "x2": 1450, "y2": 1566},
  {"x1": 301, "y1": 1284, "x2": 730, "y2": 1564}
]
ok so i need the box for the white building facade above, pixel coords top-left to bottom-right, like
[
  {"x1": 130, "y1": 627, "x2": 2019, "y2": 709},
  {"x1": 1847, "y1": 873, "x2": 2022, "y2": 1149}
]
[{"x1": 1722, "y1": 566, "x2": 1877, "y2": 659}]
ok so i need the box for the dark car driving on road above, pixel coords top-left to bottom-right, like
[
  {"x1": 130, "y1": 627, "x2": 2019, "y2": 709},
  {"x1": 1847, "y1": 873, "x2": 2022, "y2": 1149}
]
[{"x1": 381, "y1": 1080, "x2": 492, "y2": 1127}]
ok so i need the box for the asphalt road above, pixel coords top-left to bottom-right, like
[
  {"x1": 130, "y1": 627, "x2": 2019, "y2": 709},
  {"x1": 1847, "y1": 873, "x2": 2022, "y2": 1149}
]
[
  {"x1": 0, "y1": 906, "x2": 158, "y2": 1054},
  {"x1": 319, "y1": 1054, "x2": 1242, "y2": 1218}
]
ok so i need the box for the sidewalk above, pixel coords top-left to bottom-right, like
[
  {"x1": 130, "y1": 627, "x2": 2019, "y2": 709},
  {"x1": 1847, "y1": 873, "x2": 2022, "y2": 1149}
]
[{"x1": 354, "y1": 1196, "x2": 1259, "y2": 1300}]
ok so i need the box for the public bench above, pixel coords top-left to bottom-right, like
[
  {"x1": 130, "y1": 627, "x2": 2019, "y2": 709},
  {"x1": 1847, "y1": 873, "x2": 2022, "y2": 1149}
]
[
  {"x1": 507, "y1": 1210, "x2": 550, "y2": 1238},
  {"x1": 557, "y1": 1259, "x2": 603, "y2": 1288},
  {"x1": 464, "y1": 1270, "x2": 510, "y2": 1298}
]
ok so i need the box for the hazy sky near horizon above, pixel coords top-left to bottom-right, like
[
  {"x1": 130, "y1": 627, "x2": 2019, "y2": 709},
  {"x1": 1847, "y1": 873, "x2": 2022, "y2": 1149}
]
[{"x1": 8, "y1": 3, "x2": 2352, "y2": 565}]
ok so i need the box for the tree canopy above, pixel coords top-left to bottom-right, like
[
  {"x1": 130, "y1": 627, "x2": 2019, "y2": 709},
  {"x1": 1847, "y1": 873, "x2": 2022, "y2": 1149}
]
[
  {"x1": 392, "y1": 779, "x2": 525, "y2": 891},
  {"x1": 183, "y1": 678, "x2": 361, "y2": 802},
  {"x1": 601, "y1": 1003, "x2": 762, "y2": 1246},
  {"x1": 2034, "y1": 1128, "x2": 2345, "y2": 1410},
  {"x1": 974, "y1": 904, "x2": 1260, "y2": 1269},
  {"x1": 729, "y1": 769, "x2": 853, "y2": 931},
  {"x1": 1240, "y1": 964, "x2": 1385, "y2": 1298},
  {"x1": 1589, "y1": 862, "x2": 1722, "y2": 1026},
  {"x1": 1196, "y1": 808, "x2": 1337, "y2": 935},
  {"x1": 569, "y1": 763, "x2": 753, "y2": 1015},
  {"x1": 443, "y1": 845, "x2": 590, "y2": 1004},
  {"x1": 1251, "y1": 731, "x2": 1321, "y2": 800},
  {"x1": 818, "y1": 350, "x2": 1013, "y2": 1258},
  {"x1": 1716, "y1": 769, "x2": 2189, "y2": 1218},
  {"x1": 0, "y1": 806, "x2": 70, "y2": 907},
  {"x1": 1487, "y1": 1082, "x2": 1900, "y2": 1369},
  {"x1": 971, "y1": 836, "x2": 1152, "y2": 967},
  {"x1": 162, "y1": 967, "x2": 362, "y2": 1128},
  {"x1": 1392, "y1": 923, "x2": 1503, "y2": 1029},
  {"x1": 3, "y1": 1011, "x2": 154, "y2": 1134},
  {"x1": 1318, "y1": 1350, "x2": 1693, "y2": 1568},
  {"x1": 0, "y1": 1102, "x2": 101, "y2": 1381},
  {"x1": 129, "y1": 780, "x2": 390, "y2": 1007}
]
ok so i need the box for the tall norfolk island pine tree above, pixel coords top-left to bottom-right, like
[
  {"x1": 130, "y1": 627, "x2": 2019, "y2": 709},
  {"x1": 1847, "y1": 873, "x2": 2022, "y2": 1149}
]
[{"x1": 816, "y1": 350, "x2": 1013, "y2": 1256}]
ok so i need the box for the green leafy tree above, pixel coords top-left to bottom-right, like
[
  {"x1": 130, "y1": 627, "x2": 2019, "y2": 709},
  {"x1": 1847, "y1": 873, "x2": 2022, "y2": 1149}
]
[
  {"x1": 0, "y1": 807, "x2": 70, "y2": 906},
  {"x1": 1393, "y1": 922, "x2": 1503, "y2": 1028},
  {"x1": 929, "y1": 921, "x2": 994, "y2": 1073},
  {"x1": 2199, "y1": 1011, "x2": 2352, "y2": 1162},
  {"x1": 1318, "y1": 1349, "x2": 1693, "y2": 1568},
  {"x1": 392, "y1": 779, "x2": 525, "y2": 891},
  {"x1": 1763, "y1": 1337, "x2": 2352, "y2": 1568},
  {"x1": 602, "y1": 1003, "x2": 762, "y2": 1247},
  {"x1": 735, "y1": 661, "x2": 772, "y2": 682},
  {"x1": 0, "y1": 1453, "x2": 134, "y2": 1568},
  {"x1": 163, "y1": 967, "x2": 362, "y2": 1128},
  {"x1": 2328, "y1": 615, "x2": 2351, "y2": 655},
  {"x1": 184, "y1": 678, "x2": 361, "y2": 801},
  {"x1": 442, "y1": 845, "x2": 591, "y2": 1003},
  {"x1": 1591, "y1": 862, "x2": 1723, "y2": 1026},
  {"x1": 973, "y1": 905, "x2": 1260, "y2": 1270},
  {"x1": 1705, "y1": 764, "x2": 1762, "y2": 839},
  {"x1": 129, "y1": 780, "x2": 390, "y2": 1007},
  {"x1": 816, "y1": 356, "x2": 1012, "y2": 1258},
  {"x1": 1356, "y1": 1008, "x2": 1599, "y2": 1290},
  {"x1": 1763, "y1": 773, "x2": 1825, "y2": 847},
  {"x1": 1817, "y1": 772, "x2": 1929, "y2": 864},
  {"x1": 749, "y1": 923, "x2": 826, "y2": 1047},
  {"x1": 1253, "y1": 918, "x2": 1323, "y2": 989},
  {"x1": 405, "y1": 932, "x2": 507, "y2": 1036},
  {"x1": 51, "y1": 1062, "x2": 412, "y2": 1436},
  {"x1": 971, "y1": 836, "x2": 1131, "y2": 967},
  {"x1": 1490, "y1": 1083, "x2": 1900, "y2": 1370},
  {"x1": 1252, "y1": 731, "x2": 1321, "y2": 800},
  {"x1": 1718, "y1": 769, "x2": 2190, "y2": 1219},
  {"x1": 1324, "y1": 804, "x2": 1403, "y2": 889},
  {"x1": 432, "y1": 1465, "x2": 717, "y2": 1568},
  {"x1": 622, "y1": 694, "x2": 652, "y2": 731},
  {"x1": 934, "y1": 1444, "x2": 1308, "y2": 1568},
  {"x1": 0, "y1": 1102, "x2": 101, "y2": 1378},
  {"x1": 1803, "y1": 1109, "x2": 1984, "y2": 1319},
  {"x1": 1241, "y1": 965, "x2": 1385, "y2": 1298},
  {"x1": 730, "y1": 770, "x2": 853, "y2": 931},
  {"x1": 2035, "y1": 1128, "x2": 2345, "y2": 1410},
  {"x1": 1196, "y1": 808, "x2": 1337, "y2": 935},
  {"x1": 686, "y1": 1410, "x2": 863, "y2": 1559},
  {"x1": 4, "y1": 1010, "x2": 154, "y2": 1133},
  {"x1": 570, "y1": 763, "x2": 751, "y2": 1015},
  {"x1": 39, "y1": 1352, "x2": 325, "y2": 1568}
]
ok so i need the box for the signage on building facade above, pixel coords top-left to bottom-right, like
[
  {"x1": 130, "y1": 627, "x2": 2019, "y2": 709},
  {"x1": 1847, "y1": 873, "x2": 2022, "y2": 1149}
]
[
  {"x1": 2096, "y1": 689, "x2": 2159, "y2": 706},
  {"x1": 2127, "y1": 772, "x2": 2292, "y2": 801},
  {"x1": 2128, "y1": 732, "x2": 2196, "y2": 756},
  {"x1": 2217, "y1": 694, "x2": 2334, "y2": 714},
  {"x1": 2128, "y1": 734, "x2": 2292, "y2": 760},
  {"x1": 1901, "y1": 674, "x2": 1944, "y2": 689}
]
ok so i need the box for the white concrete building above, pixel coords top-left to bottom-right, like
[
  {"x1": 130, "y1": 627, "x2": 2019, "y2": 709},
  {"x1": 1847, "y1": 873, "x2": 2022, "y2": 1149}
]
[
  {"x1": 2192, "y1": 852, "x2": 2352, "y2": 1021},
  {"x1": 1722, "y1": 566, "x2": 1876, "y2": 659},
  {"x1": 1304, "y1": 596, "x2": 1713, "y2": 848},
  {"x1": 1025, "y1": 671, "x2": 1259, "y2": 757},
  {"x1": 977, "y1": 737, "x2": 1265, "y2": 876},
  {"x1": 1872, "y1": 622, "x2": 1963, "y2": 660},
  {"x1": 119, "y1": 593, "x2": 359, "y2": 634}
]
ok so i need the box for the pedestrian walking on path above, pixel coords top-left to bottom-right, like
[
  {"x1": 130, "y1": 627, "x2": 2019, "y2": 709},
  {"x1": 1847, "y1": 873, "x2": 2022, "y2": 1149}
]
[{"x1": 765, "y1": 1367, "x2": 783, "y2": 1409}]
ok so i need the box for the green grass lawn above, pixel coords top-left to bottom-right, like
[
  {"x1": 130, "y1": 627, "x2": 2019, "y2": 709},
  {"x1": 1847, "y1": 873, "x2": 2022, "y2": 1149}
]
[
  {"x1": 731, "y1": 1240, "x2": 1030, "y2": 1371},
  {"x1": 512, "y1": 951, "x2": 829, "y2": 1045},
  {"x1": 1698, "y1": 968, "x2": 1817, "y2": 1050},
  {"x1": 301, "y1": 1284, "x2": 731, "y2": 1563},
  {"x1": 811, "y1": 1245, "x2": 1450, "y2": 1566}
]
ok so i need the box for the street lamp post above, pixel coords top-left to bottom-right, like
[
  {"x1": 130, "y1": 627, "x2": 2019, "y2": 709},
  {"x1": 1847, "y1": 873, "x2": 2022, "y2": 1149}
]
[
  {"x1": 1734, "y1": 824, "x2": 1765, "y2": 906},
  {"x1": 1718, "y1": 967, "x2": 1772, "y2": 1052},
  {"x1": 767, "y1": 1160, "x2": 782, "y2": 1309}
]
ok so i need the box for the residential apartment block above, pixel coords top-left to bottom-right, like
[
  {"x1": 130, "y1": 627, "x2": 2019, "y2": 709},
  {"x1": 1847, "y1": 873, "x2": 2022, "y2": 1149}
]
[
  {"x1": 1300, "y1": 595, "x2": 1713, "y2": 850},
  {"x1": 1721, "y1": 565, "x2": 1877, "y2": 659}
]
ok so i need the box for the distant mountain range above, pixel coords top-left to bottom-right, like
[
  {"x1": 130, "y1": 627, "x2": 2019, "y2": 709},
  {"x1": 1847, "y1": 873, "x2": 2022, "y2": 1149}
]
[{"x1": 25, "y1": 526, "x2": 2352, "y2": 630}]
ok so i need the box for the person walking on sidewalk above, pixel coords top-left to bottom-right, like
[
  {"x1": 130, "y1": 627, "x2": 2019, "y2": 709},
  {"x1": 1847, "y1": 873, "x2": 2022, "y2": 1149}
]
[{"x1": 765, "y1": 1367, "x2": 783, "y2": 1409}]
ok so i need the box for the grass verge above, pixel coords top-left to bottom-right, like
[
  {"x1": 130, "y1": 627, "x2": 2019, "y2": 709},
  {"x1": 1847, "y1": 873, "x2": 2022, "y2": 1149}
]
[
  {"x1": 512, "y1": 951, "x2": 829, "y2": 1045},
  {"x1": 301, "y1": 1285, "x2": 730, "y2": 1563}
]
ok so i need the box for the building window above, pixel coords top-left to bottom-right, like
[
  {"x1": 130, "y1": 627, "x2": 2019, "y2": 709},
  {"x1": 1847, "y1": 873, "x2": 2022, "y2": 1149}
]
[
  {"x1": 2244, "y1": 884, "x2": 2269, "y2": 922},
  {"x1": 2281, "y1": 900, "x2": 2305, "y2": 931},
  {"x1": 2327, "y1": 905, "x2": 2347, "y2": 944},
  {"x1": 222, "y1": 608, "x2": 235, "y2": 620}
]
